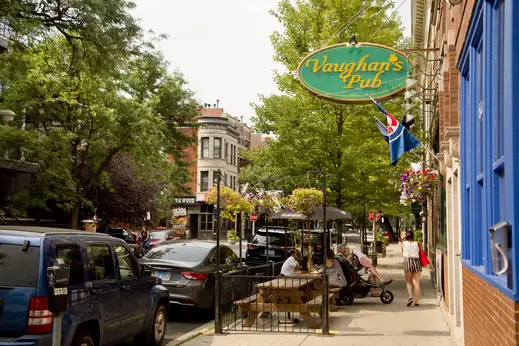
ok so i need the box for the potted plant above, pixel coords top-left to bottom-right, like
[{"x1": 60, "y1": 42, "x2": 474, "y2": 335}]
[
  {"x1": 288, "y1": 188, "x2": 323, "y2": 272},
  {"x1": 396, "y1": 169, "x2": 441, "y2": 206},
  {"x1": 375, "y1": 231, "x2": 388, "y2": 257},
  {"x1": 227, "y1": 230, "x2": 238, "y2": 244}
]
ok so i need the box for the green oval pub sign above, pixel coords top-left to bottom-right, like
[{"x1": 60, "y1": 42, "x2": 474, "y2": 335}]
[{"x1": 297, "y1": 43, "x2": 409, "y2": 104}]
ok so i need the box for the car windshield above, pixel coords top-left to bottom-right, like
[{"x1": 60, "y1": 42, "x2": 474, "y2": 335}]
[
  {"x1": 251, "y1": 232, "x2": 295, "y2": 246},
  {"x1": 150, "y1": 232, "x2": 167, "y2": 240},
  {"x1": 0, "y1": 243, "x2": 40, "y2": 287},
  {"x1": 144, "y1": 244, "x2": 209, "y2": 264}
]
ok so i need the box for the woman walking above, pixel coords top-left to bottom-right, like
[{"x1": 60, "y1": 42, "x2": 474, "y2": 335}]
[{"x1": 401, "y1": 230, "x2": 421, "y2": 307}]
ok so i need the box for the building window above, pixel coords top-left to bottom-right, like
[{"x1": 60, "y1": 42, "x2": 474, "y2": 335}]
[
  {"x1": 200, "y1": 171, "x2": 209, "y2": 191},
  {"x1": 225, "y1": 142, "x2": 228, "y2": 159},
  {"x1": 459, "y1": 0, "x2": 513, "y2": 295},
  {"x1": 214, "y1": 137, "x2": 221, "y2": 158},
  {"x1": 201, "y1": 137, "x2": 209, "y2": 158},
  {"x1": 201, "y1": 204, "x2": 214, "y2": 231}
]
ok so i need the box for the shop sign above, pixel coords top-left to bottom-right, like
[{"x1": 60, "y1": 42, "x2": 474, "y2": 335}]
[
  {"x1": 172, "y1": 224, "x2": 186, "y2": 230},
  {"x1": 172, "y1": 207, "x2": 187, "y2": 217},
  {"x1": 297, "y1": 43, "x2": 409, "y2": 103},
  {"x1": 174, "y1": 196, "x2": 197, "y2": 205}
]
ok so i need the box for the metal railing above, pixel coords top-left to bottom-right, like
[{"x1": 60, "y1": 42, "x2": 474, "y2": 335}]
[{"x1": 217, "y1": 262, "x2": 329, "y2": 333}]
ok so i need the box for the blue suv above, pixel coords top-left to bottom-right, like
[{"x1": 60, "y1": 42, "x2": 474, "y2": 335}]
[{"x1": 0, "y1": 226, "x2": 170, "y2": 346}]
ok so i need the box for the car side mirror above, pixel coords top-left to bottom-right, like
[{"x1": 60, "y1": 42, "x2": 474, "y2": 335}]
[{"x1": 141, "y1": 264, "x2": 152, "y2": 278}]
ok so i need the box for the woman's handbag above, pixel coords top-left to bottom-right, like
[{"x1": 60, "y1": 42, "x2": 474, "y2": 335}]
[
  {"x1": 326, "y1": 268, "x2": 344, "y2": 288},
  {"x1": 418, "y1": 243, "x2": 430, "y2": 266}
]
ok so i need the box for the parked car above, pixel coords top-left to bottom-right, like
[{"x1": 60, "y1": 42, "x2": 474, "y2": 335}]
[
  {"x1": 102, "y1": 227, "x2": 136, "y2": 243},
  {"x1": 245, "y1": 227, "x2": 296, "y2": 266},
  {"x1": 0, "y1": 225, "x2": 169, "y2": 346},
  {"x1": 148, "y1": 230, "x2": 169, "y2": 248},
  {"x1": 140, "y1": 241, "x2": 242, "y2": 310}
]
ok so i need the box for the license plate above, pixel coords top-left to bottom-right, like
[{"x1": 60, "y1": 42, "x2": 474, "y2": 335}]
[
  {"x1": 54, "y1": 287, "x2": 68, "y2": 296},
  {"x1": 264, "y1": 250, "x2": 275, "y2": 256},
  {"x1": 153, "y1": 271, "x2": 171, "y2": 281}
]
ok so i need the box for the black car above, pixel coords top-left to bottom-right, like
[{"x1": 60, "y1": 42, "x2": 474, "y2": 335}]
[
  {"x1": 103, "y1": 227, "x2": 136, "y2": 243},
  {"x1": 140, "y1": 241, "x2": 243, "y2": 310},
  {"x1": 245, "y1": 227, "x2": 296, "y2": 266}
]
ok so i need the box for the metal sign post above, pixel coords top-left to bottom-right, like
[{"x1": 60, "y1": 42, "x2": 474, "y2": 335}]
[{"x1": 214, "y1": 170, "x2": 222, "y2": 334}]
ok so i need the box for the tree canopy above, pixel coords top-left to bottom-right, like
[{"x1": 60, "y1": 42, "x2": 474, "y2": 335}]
[
  {"x1": 240, "y1": 0, "x2": 421, "y2": 225},
  {"x1": 1, "y1": 31, "x2": 199, "y2": 228}
]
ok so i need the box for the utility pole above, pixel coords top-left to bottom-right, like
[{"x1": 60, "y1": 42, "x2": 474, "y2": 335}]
[{"x1": 214, "y1": 170, "x2": 222, "y2": 334}]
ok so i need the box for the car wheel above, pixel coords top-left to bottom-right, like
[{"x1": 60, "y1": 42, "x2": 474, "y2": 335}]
[
  {"x1": 135, "y1": 304, "x2": 167, "y2": 346},
  {"x1": 72, "y1": 330, "x2": 95, "y2": 346}
]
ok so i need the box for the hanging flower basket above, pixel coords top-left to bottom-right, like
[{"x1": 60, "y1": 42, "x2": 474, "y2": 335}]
[
  {"x1": 398, "y1": 169, "x2": 440, "y2": 206},
  {"x1": 246, "y1": 191, "x2": 282, "y2": 215},
  {"x1": 287, "y1": 188, "x2": 323, "y2": 217},
  {"x1": 204, "y1": 185, "x2": 253, "y2": 222}
]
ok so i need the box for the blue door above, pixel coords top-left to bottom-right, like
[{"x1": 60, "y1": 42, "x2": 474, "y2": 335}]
[{"x1": 86, "y1": 244, "x2": 123, "y2": 344}]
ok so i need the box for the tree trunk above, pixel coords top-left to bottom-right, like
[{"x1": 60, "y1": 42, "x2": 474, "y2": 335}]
[{"x1": 71, "y1": 203, "x2": 81, "y2": 229}]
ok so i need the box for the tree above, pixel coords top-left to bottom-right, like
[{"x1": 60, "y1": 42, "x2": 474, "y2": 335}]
[
  {"x1": 243, "y1": 0, "x2": 419, "y2": 232},
  {"x1": 95, "y1": 152, "x2": 161, "y2": 226},
  {"x1": 1, "y1": 36, "x2": 199, "y2": 228},
  {"x1": 0, "y1": 0, "x2": 141, "y2": 73}
]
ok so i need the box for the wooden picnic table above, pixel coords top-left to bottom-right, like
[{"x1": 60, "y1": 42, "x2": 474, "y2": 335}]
[{"x1": 235, "y1": 275, "x2": 337, "y2": 329}]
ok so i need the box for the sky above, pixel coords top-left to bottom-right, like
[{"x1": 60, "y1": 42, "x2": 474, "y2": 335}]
[{"x1": 132, "y1": 0, "x2": 412, "y2": 126}]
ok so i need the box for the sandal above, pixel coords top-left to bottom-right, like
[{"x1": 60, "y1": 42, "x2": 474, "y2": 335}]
[
  {"x1": 371, "y1": 292, "x2": 381, "y2": 297},
  {"x1": 407, "y1": 298, "x2": 414, "y2": 307}
]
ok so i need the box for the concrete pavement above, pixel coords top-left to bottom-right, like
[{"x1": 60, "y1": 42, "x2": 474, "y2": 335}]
[{"x1": 168, "y1": 243, "x2": 454, "y2": 346}]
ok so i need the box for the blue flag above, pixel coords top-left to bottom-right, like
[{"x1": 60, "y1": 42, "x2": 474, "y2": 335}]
[{"x1": 371, "y1": 99, "x2": 421, "y2": 165}]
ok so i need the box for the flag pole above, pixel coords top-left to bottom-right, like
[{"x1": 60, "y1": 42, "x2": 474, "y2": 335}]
[{"x1": 367, "y1": 94, "x2": 441, "y2": 167}]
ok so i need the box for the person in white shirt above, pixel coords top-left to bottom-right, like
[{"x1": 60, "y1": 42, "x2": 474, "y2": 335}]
[
  {"x1": 401, "y1": 230, "x2": 422, "y2": 307},
  {"x1": 280, "y1": 249, "x2": 301, "y2": 276}
]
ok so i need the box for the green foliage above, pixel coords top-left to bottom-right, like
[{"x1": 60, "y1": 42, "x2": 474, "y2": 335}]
[
  {"x1": 414, "y1": 229, "x2": 423, "y2": 242},
  {"x1": 241, "y1": 0, "x2": 418, "y2": 224},
  {"x1": 288, "y1": 188, "x2": 323, "y2": 217},
  {"x1": 0, "y1": 34, "x2": 199, "y2": 227},
  {"x1": 375, "y1": 231, "x2": 388, "y2": 246},
  {"x1": 204, "y1": 185, "x2": 253, "y2": 222}
]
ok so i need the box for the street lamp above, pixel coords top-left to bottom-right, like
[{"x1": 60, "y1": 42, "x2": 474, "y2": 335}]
[{"x1": 0, "y1": 109, "x2": 15, "y2": 123}]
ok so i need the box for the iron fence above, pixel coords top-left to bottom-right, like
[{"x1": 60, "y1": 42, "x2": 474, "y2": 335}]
[{"x1": 218, "y1": 263, "x2": 329, "y2": 333}]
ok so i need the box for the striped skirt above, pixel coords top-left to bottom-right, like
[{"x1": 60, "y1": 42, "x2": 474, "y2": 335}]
[{"x1": 404, "y1": 257, "x2": 422, "y2": 273}]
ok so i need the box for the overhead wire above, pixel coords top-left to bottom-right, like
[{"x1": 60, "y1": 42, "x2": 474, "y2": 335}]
[{"x1": 367, "y1": 0, "x2": 409, "y2": 41}]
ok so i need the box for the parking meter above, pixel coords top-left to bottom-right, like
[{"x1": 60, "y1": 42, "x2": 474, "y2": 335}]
[{"x1": 47, "y1": 258, "x2": 70, "y2": 314}]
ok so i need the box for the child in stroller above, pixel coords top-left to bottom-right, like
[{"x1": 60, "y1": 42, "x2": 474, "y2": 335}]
[{"x1": 336, "y1": 245, "x2": 394, "y2": 305}]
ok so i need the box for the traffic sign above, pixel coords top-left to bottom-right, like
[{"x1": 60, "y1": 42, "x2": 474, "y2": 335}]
[
  {"x1": 250, "y1": 213, "x2": 258, "y2": 222},
  {"x1": 375, "y1": 212, "x2": 381, "y2": 222},
  {"x1": 368, "y1": 212, "x2": 374, "y2": 222}
]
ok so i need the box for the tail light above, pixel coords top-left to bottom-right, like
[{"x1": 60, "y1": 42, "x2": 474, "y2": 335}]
[
  {"x1": 181, "y1": 272, "x2": 208, "y2": 280},
  {"x1": 247, "y1": 244, "x2": 258, "y2": 249},
  {"x1": 27, "y1": 297, "x2": 53, "y2": 334},
  {"x1": 281, "y1": 247, "x2": 295, "y2": 252}
]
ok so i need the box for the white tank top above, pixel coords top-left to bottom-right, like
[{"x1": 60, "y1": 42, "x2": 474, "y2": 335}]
[{"x1": 403, "y1": 241, "x2": 420, "y2": 259}]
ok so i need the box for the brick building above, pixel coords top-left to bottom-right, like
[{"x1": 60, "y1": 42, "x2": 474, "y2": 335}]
[
  {"x1": 173, "y1": 106, "x2": 253, "y2": 240},
  {"x1": 412, "y1": 0, "x2": 519, "y2": 345}
]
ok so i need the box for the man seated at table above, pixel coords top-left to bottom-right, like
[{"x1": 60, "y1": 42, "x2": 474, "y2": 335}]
[{"x1": 280, "y1": 249, "x2": 301, "y2": 276}]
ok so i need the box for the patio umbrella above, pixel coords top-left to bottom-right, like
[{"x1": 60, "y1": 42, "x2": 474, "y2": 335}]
[{"x1": 270, "y1": 207, "x2": 351, "y2": 220}]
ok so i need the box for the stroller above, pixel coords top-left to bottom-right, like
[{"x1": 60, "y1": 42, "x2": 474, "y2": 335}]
[{"x1": 336, "y1": 254, "x2": 394, "y2": 305}]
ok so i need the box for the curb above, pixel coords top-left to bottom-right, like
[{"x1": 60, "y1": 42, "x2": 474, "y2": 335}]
[{"x1": 166, "y1": 320, "x2": 215, "y2": 346}]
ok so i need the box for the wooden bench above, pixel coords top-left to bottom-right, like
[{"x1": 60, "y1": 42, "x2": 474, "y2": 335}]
[{"x1": 234, "y1": 294, "x2": 258, "y2": 305}]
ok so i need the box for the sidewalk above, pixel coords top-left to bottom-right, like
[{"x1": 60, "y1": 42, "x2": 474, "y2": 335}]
[{"x1": 170, "y1": 243, "x2": 454, "y2": 346}]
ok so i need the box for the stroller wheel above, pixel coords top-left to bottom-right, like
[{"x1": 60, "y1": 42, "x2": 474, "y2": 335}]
[
  {"x1": 343, "y1": 293, "x2": 354, "y2": 306},
  {"x1": 380, "y1": 290, "x2": 394, "y2": 304}
]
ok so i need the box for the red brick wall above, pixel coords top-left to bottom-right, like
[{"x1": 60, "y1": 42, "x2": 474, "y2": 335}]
[
  {"x1": 463, "y1": 266, "x2": 519, "y2": 346},
  {"x1": 178, "y1": 127, "x2": 198, "y2": 194}
]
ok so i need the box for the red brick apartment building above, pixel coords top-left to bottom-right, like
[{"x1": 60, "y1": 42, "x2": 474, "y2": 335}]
[
  {"x1": 412, "y1": 0, "x2": 519, "y2": 345},
  {"x1": 173, "y1": 106, "x2": 253, "y2": 240}
]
